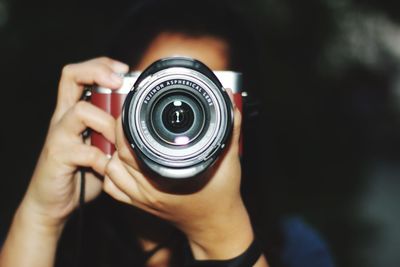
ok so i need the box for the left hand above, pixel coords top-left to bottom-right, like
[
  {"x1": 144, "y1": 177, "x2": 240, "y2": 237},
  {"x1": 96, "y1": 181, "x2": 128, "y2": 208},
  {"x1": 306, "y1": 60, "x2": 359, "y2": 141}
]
[{"x1": 104, "y1": 106, "x2": 255, "y2": 259}]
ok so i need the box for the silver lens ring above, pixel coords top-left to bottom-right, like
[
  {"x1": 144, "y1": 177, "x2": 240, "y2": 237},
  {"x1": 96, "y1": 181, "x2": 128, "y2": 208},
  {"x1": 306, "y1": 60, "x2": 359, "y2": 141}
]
[
  {"x1": 149, "y1": 90, "x2": 206, "y2": 146},
  {"x1": 126, "y1": 67, "x2": 229, "y2": 168}
]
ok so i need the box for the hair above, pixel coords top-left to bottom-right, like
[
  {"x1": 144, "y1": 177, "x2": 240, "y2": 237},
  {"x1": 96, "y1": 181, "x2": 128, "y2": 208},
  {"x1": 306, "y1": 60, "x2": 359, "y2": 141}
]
[
  {"x1": 55, "y1": 1, "x2": 284, "y2": 266},
  {"x1": 106, "y1": 0, "x2": 263, "y2": 96}
]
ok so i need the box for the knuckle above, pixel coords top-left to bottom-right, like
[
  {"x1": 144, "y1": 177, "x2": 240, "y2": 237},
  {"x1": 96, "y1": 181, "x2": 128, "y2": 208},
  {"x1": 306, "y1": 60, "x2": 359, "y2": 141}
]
[
  {"x1": 145, "y1": 193, "x2": 163, "y2": 209},
  {"x1": 105, "y1": 157, "x2": 118, "y2": 175},
  {"x1": 72, "y1": 101, "x2": 88, "y2": 117},
  {"x1": 42, "y1": 140, "x2": 63, "y2": 161},
  {"x1": 61, "y1": 64, "x2": 75, "y2": 77},
  {"x1": 86, "y1": 148, "x2": 100, "y2": 163},
  {"x1": 94, "y1": 66, "x2": 111, "y2": 80},
  {"x1": 97, "y1": 56, "x2": 112, "y2": 63},
  {"x1": 118, "y1": 145, "x2": 132, "y2": 163}
]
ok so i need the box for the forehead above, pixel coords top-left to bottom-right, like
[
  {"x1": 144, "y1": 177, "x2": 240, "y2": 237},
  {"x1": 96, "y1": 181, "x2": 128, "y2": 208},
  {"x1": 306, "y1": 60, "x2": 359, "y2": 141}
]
[{"x1": 134, "y1": 32, "x2": 229, "y2": 71}]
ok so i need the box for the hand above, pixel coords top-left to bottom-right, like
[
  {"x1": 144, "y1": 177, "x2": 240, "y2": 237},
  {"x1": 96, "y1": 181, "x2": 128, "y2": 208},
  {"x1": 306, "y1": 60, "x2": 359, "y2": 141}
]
[
  {"x1": 104, "y1": 103, "x2": 256, "y2": 259},
  {"x1": 21, "y1": 57, "x2": 129, "y2": 230}
]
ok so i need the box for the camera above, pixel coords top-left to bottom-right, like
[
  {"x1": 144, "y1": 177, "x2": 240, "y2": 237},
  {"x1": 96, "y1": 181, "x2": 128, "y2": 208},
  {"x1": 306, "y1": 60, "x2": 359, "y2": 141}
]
[{"x1": 90, "y1": 57, "x2": 243, "y2": 179}]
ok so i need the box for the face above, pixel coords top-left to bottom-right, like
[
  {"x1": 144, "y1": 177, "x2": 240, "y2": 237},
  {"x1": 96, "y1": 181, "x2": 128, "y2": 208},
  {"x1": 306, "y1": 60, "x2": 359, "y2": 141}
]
[{"x1": 134, "y1": 32, "x2": 230, "y2": 71}]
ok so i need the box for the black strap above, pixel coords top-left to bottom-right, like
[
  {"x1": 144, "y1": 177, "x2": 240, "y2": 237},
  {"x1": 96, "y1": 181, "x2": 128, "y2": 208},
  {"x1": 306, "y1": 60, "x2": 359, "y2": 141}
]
[{"x1": 183, "y1": 238, "x2": 262, "y2": 267}]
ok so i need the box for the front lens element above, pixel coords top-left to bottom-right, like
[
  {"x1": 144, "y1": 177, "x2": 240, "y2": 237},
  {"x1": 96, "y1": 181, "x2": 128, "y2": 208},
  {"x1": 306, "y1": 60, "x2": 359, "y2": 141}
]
[
  {"x1": 162, "y1": 101, "x2": 194, "y2": 134},
  {"x1": 150, "y1": 92, "x2": 205, "y2": 146}
]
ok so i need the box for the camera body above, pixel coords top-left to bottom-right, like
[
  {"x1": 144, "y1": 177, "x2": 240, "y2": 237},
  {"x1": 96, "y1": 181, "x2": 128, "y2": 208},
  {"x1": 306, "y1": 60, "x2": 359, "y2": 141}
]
[{"x1": 91, "y1": 57, "x2": 243, "y2": 179}]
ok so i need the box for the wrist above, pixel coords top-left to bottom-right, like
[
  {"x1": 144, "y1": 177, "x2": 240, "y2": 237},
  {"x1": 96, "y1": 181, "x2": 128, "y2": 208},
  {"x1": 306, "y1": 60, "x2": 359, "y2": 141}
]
[
  {"x1": 185, "y1": 199, "x2": 254, "y2": 260},
  {"x1": 0, "y1": 199, "x2": 65, "y2": 267},
  {"x1": 17, "y1": 197, "x2": 66, "y2": 238}
]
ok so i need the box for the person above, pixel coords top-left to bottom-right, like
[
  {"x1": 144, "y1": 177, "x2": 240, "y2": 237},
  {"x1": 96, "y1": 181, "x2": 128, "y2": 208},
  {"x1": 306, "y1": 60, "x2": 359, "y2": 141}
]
[{"x1": 0, "y1": 1, "x2": 335, "y2": 267}]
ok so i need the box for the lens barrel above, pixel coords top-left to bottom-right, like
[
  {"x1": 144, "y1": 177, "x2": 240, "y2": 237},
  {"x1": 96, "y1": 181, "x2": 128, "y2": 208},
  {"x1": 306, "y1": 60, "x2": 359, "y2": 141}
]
[{"x1": 122, "y1": 57, "x2": 234, "y2": 179}]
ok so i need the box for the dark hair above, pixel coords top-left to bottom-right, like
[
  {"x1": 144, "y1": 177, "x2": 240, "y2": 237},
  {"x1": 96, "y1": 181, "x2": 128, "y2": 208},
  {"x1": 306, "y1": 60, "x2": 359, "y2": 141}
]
[
  {"x1": 56, "y1": 1, "x2": 283, "y2": 266},
  {"x1": 106, "y1": 0, "x2": 263, "y2": 98}
]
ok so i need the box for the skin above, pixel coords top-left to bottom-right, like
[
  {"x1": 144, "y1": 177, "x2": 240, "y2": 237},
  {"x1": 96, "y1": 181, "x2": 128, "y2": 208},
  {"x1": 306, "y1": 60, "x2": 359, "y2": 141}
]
[
  {"x1": 0, "y1": 32, "x2": 269, "y2": 267},
  {"x1": 0, "y1": 57, "x2": 128, "y2": 267}
]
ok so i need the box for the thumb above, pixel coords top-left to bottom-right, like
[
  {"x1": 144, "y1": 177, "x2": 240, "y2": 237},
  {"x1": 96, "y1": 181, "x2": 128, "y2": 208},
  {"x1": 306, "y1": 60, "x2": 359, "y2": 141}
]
[{"x1": 232, "y1": 107, "x2": 242, "y2": 147}]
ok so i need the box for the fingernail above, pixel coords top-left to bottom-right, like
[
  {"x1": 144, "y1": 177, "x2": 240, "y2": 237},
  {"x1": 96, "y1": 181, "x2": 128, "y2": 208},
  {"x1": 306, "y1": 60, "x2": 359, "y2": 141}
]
[{"x1": 110, "y1": 72, "x2": 123, "y2": 85}]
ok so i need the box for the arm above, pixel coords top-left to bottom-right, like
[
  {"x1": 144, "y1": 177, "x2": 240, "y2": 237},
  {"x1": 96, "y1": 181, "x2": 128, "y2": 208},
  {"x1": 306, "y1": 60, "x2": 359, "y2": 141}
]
[
  {"x1": 0, "y1": 199, "x2": 63, "y2": 267},
  {"x1": 0, "y1": 57, "x2": 128, "y2": 267}
]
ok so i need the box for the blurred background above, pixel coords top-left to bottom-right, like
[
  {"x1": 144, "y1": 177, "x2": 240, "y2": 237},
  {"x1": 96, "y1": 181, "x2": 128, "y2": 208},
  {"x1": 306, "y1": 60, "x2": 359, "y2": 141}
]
[{"x1": 0, "y1": 0, "x2": 399, "y2": 266}]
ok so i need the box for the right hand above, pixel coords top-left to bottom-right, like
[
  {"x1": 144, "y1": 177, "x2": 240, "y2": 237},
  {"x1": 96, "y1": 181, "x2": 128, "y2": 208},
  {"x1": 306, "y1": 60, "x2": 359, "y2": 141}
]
[{"x1": 20, "y1": 57, "x2": 129, "y2": 229}]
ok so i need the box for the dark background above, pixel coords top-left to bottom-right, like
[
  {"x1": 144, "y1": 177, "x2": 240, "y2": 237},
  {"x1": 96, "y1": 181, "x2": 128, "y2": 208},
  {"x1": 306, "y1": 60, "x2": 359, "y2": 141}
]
[{"x1": 1, "y1": 0, "x2": 400, "y2": 267}]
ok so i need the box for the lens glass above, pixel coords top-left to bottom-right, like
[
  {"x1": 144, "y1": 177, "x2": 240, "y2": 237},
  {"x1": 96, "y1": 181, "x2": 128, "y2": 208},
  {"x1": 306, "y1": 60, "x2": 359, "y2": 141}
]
[
  {"x1": 150, "y1": 91, "x2": 205, "y2": 146},
  {"x1": 162, "y1": 101, "x2": 194, "y2": 134}
]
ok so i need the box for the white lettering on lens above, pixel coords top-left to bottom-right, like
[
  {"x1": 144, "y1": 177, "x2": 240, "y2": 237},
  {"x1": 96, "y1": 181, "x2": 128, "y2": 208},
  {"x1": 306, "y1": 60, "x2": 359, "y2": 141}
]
[
  {"x1": 144, "y1": 83, "x2": 165, "y2": 104},
  {"x1": 174, "y1": 111, "x2": 181, "y2": 123}
]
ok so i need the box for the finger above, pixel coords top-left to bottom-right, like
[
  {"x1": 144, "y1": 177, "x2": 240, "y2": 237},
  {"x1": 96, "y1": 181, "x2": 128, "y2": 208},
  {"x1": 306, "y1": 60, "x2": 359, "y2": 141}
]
[
  {"x1": 103, "y1": 176, "x2": 132, "y2": 204},
  {"x1": 103, "y1": 172, "x2": 163, "y2": 218},
  {"x1": 55, "y1": 57, "x2": 129, "y2": 119},
  {"x1": 59, "y1": 101, "x2": 115, "y2": 143},
  {"x1": 105, "y1": 153, "x2": 144, "y2": 199},
  {"x1": 83, "y1": 172, "x2": 103, "y2": 202},
  {"x1": 95, "y1": 57, "x2": 130, "y2": 74},
  {"x1": 68, "y1": 144, "x2": 111, "y2": 175},
  {"x1": 232, "y1": 107, "x2": 242, "y2": 146},
  {"x1": 115, "y1": 116, "x2": 141, "y2": 169},
  {"x1": 105, "y1": 154, "x2": 165, "y2": 216},
  {"x1": 118, "y1": 160, "x2": 159, "y2": 198},
  {"x1": 106, "y1": 153, "x2": 166, "y2": 209},
  {"x1": 225, "y1": 88, "x2": 236, "y2": 108},
  {"x1": 225, "y1": 88, "x2": 241, "y2": 153},
  {"x1": 223, "y1": 107, "x2": 242, "y2": 158}
]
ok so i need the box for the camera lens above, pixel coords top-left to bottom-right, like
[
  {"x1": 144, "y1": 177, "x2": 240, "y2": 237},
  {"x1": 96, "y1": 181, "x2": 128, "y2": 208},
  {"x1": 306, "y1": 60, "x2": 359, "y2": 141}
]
[
  {"x1": 162, "y1": 101, "x2": 194, "y2": 134},
  {"x1": 122, "y1": 57, "x2": 236, "y2": 179},
  {"x1": 150, "y1": 91, "x2": 205, "y2": 146}
]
